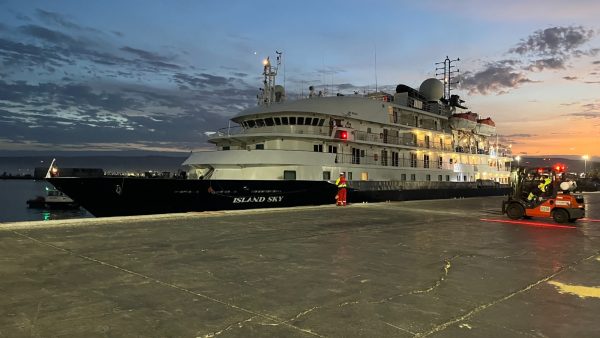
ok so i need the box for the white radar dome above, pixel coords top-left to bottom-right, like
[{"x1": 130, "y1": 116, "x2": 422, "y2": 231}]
[{"x1": 419, "y1": 78, "x2": 444, "y2": 102}]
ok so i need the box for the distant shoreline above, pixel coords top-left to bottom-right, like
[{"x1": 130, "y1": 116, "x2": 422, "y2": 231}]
[{"x1": 1, "y1": 176, "x2": 35, "y2": 180}]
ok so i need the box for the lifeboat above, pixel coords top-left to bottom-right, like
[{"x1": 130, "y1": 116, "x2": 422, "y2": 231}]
[
  {"x1": 449, "y1": 112, "x2": 478, "y2": 131},
  {"x1": 475, "y1": 117, "x2": 496, "y2": 136}
]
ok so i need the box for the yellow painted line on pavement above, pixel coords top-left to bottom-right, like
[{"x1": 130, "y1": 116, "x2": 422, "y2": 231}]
[{"x1": 547, "y1": 281, "x2": 600, "y2": 299}]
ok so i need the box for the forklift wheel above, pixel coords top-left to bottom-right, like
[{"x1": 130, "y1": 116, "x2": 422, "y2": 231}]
[
  {"x1": 552, "y1": 209, "x2": 569, "y2": 224},
  {"x1": 506, "y1": 203, "x2": 524, "y2": 220}
]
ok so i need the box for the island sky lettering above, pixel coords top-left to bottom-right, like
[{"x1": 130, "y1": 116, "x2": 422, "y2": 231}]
[{"x1": 233, "y1": 196, "x2": 284, "y2": 203}]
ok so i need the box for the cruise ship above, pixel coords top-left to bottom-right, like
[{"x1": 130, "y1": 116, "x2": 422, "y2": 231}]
[{"x1": 48, "y1": 54, "x2": 512, "y2": 217}]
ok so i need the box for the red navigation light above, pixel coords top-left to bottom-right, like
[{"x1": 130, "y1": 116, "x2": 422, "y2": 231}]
[
  {"x1": 340, "y1": 130, "x2": 348, "y2": 140},
  {"x1": 553, "y1": 163, "x2": 566, "y2": 173}
]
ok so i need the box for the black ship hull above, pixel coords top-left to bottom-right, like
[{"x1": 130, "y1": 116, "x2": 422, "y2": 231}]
[{"x1": 47, "y1": 177, "x2": 510, "y2": 218}]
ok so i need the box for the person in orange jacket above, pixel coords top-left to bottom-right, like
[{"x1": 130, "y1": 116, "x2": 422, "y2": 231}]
[{"x1": 335, "y1": 172, "x2": 347, "y2": 206}]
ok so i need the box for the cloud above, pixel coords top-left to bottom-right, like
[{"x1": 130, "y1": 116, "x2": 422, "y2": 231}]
[
  {"x1": 35, "y1": 9, "x2": 84, "y2": 31},
  {"x1": 571, "y1": 112, "x2": 600, "y2": 118},
  {"x1": 503, "y1": 133, "x2": 537, "y2": 138},
  {"x1": 509, "y1": 26, "x2": 595, "y2": 57},
  {"x1": 459, "y1": 64, "x2": 534, "y2": 95},
  {"x1": 524, "y1": 58, "x2": 566, "y2": 72},
  {"x1": 460, "y1": 25, "x2": 597, "y2": 95}
]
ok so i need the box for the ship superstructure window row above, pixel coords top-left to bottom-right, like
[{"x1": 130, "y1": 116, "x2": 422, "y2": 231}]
[{"x1": 242, "y1": 117, "x2": 325, "y2": 128}]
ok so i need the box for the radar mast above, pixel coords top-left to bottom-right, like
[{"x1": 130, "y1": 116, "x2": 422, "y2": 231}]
[{"x1": 258, "y1": 51, "x2": 283, "y2": 106}]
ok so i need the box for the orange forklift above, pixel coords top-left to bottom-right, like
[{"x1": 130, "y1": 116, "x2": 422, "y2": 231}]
[{"x1": 502, "y1": 164, "x2": 585, "y2": 223}]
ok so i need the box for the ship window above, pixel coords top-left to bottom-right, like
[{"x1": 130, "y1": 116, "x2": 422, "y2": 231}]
[
  {"x1": 322, "y1": 171, "x2": 331, "y2": 180},
  {"x1": 284, "y1": 170, "x2": 296, "y2": 180},
  {"x1": 463, "y1": 175, "x2": 467, "y2": 182},
  {"x1": 311, "y1": 118, "x2": 319, "y2": 126},
  {"x1": 274, "y1": 117, "x2": 281, "y2": 125},
  {"x1": 282, "y1": 117, "x2": 289, "y2": 125},
  {"x1": 297, "y1": 117, "x2": 304, "y2": 125},
  {"x1": 352, "y1": 148, "x2": 361, "y2": 164},
  {"x1": 256, "y1": 119, "x2": 265, "y2": 127},
  {"x1": 314, "y1": 144, "x2": 323, "y2": 152},
  {"x1": 328, "y1": 145, "x2": 337, "y2": 153},
  {"x1": 318, "y1": 119, "x2": 325, "y2": 126},
  {"x1": 246, "y1": 120, "x2": 256, "y2": 128},
  {"x1": 361, "y1": 172, "x2": 368, "y2": 181},
  {"x1": 410, "y1": 153, "x2": 417, "y2": 167},
  {"x1": 438, "y1": 175, "x2": 443, "y2": 181},
  {"x1": 347, "y1": 172, "x2": 353, "y2": 180},
  {"x1": 290, "y1": 117, "x2": 296, "y2": 124},
  {"x1": 401, "y1": 174, "x2": 406, "y2": 181},
  {"x1": 410, "y1": 174, "x2": 416, "y2": 181},
  {"x1": 446, "y1": 175, "x2": 450, "y2": 181},
  {"x1": 367, "y1": 127, "x2": 372, "y2": 133},
  {"x1": 391, "y1": 151, "x2": 399, "y2": 167},
  {"x1": 381, "y1": 150, "x2": 388, "y2": 166},
  {"x1": 222, "y1": 146, "x2": 230, "y2": 150},
  {"x1": 264, "y1": 117, "x2": 274, "y2": 126},
  {"x1": 256, "y1": 144, "x2": 264, "y2": 150},
  {"x1": 426, "y1": 174, "x2": 431, "y2": 181},
  {"x1": 304, "y1": 117, "x2": 312, "y2": 125}
]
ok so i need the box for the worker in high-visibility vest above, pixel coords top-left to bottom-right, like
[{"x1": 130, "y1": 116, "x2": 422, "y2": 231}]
[
  {"x1": 527, "y1": 175, "x2": 552, "y2": 202},
  {"x1": 335, "y1": 172, "x2": 347, "y2": 206}
]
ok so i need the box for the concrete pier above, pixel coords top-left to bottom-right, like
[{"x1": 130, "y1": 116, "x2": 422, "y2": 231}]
[{"x1": 1, "y1": 194, "x2": 600, "y2": 337}]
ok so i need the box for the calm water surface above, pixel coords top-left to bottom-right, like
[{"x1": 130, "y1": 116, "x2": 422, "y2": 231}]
[{"x1": 0, "y1": 179, "x2": 91, "y2": 222}]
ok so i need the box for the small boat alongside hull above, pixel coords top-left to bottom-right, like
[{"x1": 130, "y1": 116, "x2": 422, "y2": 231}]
[{"x1": 26, "y1": 187, "x2": 80, "y2": 210}]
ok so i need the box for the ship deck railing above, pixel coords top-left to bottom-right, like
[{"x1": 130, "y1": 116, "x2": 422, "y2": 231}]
[
  {"x1": 332, "y1": 153, "x2": 510, "y2": 172},
  {"x1": 215, "y1": 126, "x2": 512, "y2": 157}
]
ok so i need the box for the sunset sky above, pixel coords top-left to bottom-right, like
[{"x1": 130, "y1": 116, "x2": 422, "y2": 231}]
[{"x1": 0, "y1": 0, "x2": 599, "y2": 159}]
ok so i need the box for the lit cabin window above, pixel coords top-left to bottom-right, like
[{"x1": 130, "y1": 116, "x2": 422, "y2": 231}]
[{"x1": 361, "y1": 172, "x2": 368, "y2": 181}]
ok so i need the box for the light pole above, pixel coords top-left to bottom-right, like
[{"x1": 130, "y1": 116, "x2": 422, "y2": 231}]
[
  {"x1": 582, "y1": 155, "x2": 589, "y2": 177},
  {"x1": 515, "y1": 155, "x2": 521, "y2": 167}
]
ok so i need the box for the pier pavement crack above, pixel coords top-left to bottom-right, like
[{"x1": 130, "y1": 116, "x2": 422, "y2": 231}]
[
  {"x1": 413, "y1": 250, "x2": 600, "y2": 337},
  {"x1": 11, "y1": 230, "x2": 326, "y2": 338},
  {"x1": 366, "y1": 255, "x2": 457, "y2": 307}
]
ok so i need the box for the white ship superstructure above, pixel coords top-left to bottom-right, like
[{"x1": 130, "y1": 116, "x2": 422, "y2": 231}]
[{"x1": 184, "y1": 55, "x2": 512, "y2": 188}]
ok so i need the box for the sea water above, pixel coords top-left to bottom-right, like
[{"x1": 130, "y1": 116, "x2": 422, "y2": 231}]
[{"x1": 0, "y1": 179, "x2": 91, "y2": 222}]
